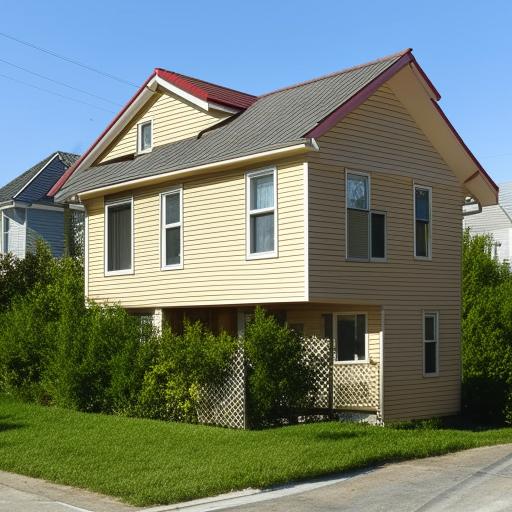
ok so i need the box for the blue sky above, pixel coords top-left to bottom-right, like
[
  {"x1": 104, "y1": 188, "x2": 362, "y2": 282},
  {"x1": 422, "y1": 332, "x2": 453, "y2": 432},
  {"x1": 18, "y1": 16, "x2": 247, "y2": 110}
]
[{"x1": 0, "y1": 0, "x2": 511, "y2": 187}]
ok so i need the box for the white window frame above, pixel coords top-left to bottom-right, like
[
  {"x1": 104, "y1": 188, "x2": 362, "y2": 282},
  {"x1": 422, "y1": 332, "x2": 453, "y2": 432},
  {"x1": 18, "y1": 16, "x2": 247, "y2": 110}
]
[
  {"x1": 333, "y1": 312, "x2": 369, "y2": 364},
  {"x1": 160, "y1": 186, "x2": 183, "y2": 271},
  {"x1": 104, "y1": 197, "x2": 134, "y2": 277},
  {"x1": 246, "y1": 166, "x2": 278, "y2": 260},
  {"x1": 137, "y1": 119, "x2": 153, "y2": 154},
  {"x1": 413, "y1": 184, "x2": 432, "y2": 260},
  {"x1": 345, "y1": 170, "x2": 387, "y2": 262},
  {"x1": 423, "y1": 311, "x2": 439, "y2": 377},
  {"x1": 1, "y1": 211, "x2": 7, "y2": 254}
]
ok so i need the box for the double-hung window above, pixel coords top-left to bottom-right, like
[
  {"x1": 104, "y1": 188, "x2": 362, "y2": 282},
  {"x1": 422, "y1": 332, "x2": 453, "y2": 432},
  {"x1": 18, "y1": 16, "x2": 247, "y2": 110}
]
[
  {"x1": 414, "y1": 185, "x2": 432, "y2": 258},
  {"x1": 247, "y1": 168, "x2": 277, "y2": 258},
  {"x1": 334, "y1": 313, "x2": 368, "y2": 362},
  {"x1": 161, "y1": 188, "x2": 183, "y2": 269},
  {"x1": 346, "y1": 172, "x2": 386, "y2": 261},
  {"x1": 105, "y1": 198, "x2": 133, "y2": 275},
  {"x1": 137, "y1": 120, "x2": 152, "y2": 154},
  {"x1": 1, "y1": 213, "x2": 9, "y2": 254},
  {"x1": 423, "y1": 312, "x2": 439, "y2": 376}
]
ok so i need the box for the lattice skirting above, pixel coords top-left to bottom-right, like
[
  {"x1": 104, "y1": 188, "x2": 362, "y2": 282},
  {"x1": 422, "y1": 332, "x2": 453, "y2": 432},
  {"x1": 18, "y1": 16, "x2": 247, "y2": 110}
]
[
  {"x1": 333, "y1": 362, "x2": 380, "y2": 410},
  {"x1": 196, "y1": 347, "x2": 246, "y2": 429}
]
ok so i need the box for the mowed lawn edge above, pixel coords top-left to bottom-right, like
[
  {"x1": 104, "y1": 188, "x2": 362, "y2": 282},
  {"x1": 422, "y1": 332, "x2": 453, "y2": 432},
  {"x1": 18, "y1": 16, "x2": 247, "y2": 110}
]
[{"x1": 1, "y1": 395, "x2": 512, "y2": 506}]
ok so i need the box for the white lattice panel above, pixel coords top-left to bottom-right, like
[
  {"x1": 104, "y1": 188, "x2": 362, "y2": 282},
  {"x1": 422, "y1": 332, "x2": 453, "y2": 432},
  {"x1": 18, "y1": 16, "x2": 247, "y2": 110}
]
[
  {"x1": 196, "y1": 347, "x2": 246, "y2": 429},
  {"x1": 333, "y1": 362, "x2": 380, "y2": 410},
  {"x1": 301, "y1": 336, "x2": 332, "y2": 409}
]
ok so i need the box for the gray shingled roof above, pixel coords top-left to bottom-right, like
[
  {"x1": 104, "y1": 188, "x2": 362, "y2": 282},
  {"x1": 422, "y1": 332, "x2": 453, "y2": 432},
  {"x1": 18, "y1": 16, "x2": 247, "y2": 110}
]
[
  {"x1": 0, "y1": 151, "x2": 80, "y2": 204},
  {"x1": 59, "y1": 53, "x2": 403, "y2": 198}
]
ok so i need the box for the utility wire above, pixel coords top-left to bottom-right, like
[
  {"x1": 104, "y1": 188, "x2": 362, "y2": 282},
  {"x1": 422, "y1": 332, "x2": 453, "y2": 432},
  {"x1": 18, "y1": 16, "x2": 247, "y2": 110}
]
[
  {"x1": 0, "y1": 31, "x2": 138, "y2": 88},
  {"x1": 0, "y1": 57, "x2": 121, "y2": 106},
  {"x1": 0, "y1": 72, "x2": 116, "y2": 113}
]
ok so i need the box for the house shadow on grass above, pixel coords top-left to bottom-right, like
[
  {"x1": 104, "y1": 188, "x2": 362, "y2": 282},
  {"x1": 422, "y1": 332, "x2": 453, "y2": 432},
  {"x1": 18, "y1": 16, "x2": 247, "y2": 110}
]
[{"x1": 0, "y1": 415, "x2": 25, "y2": 433}]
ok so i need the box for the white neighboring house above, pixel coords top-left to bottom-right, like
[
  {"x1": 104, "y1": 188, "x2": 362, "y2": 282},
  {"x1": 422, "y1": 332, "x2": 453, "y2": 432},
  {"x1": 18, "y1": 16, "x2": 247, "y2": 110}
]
[{"x1": 464, "y1": 182, "x2": 512, "y2": 262}]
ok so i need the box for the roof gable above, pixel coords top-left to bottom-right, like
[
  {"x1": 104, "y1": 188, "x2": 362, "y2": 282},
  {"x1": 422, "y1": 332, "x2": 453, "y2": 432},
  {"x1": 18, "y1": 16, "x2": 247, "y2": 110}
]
[
  {"x1": 0, "y1": 151, "x2": 79, "y2": 205},
  {"x1": 52, "y1": 49, "x2": 497, "y2": 207}
]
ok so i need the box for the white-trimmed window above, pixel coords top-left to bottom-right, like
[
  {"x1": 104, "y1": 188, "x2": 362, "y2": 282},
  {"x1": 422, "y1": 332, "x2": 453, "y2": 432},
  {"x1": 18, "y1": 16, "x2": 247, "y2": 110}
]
[
  {"x1": 423, "y1": 312, "x2": 439, "y2": 376},
  {"x1": 334, "y1": 313, "x2": 368, "y2": 362},
  {"x1": 246, "y1": 168, "x2": 277, "y2": 258},
  {"x1": 137, "y1": 120, "x2": 152, "y2": 154},
  {"x1": 1, "y1": 213, "x2": 9, "y2": 254},
  {"x1": 346, "y1": 172, "x2": 386, "y2": 261},
  {"x1": 414, "y1": 185, "x2": 432, "y2": 258},
  {"x1": 105, "y1": 198, "x2": 133, "y2": 275},
  {"x1": 161, "y1": 188, "x2": 183, "y2": 269}
]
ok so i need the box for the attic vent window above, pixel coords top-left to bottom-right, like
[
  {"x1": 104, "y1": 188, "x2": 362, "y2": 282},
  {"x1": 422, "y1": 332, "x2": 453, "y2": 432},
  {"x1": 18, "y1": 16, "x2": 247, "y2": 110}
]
[{"x1": 138, "y1": 120, "x2": 152, "y2": 154}]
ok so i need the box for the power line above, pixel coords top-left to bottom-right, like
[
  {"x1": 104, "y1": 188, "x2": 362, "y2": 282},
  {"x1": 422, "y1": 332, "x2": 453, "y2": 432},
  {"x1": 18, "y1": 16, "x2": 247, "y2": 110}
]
[
  {"x1": 0, "y1": 72, "x2": 116, "y2": 113},
  {"x1": 0, "y1": 57, "x2": 121, "y2": 106},
  {"x1": 0, "y1": 31, "x2": 138, "y2": 88}
]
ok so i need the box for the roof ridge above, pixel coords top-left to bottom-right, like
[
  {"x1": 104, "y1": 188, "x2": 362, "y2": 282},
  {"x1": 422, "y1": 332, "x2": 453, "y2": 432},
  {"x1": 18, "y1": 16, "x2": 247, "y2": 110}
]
[
  {"x1": 154, "y1": 67, "x2": 257, "y2": 99},
  {"x1": 259, "y1": 48, "x2": 412, "y2": 98}
]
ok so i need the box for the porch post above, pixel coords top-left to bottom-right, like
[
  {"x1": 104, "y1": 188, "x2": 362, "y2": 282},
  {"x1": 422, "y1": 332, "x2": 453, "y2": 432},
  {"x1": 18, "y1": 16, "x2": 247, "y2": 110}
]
[
  {"x1": 152, "y1": 308, "x2": 163, "y2": 334},
  {"x1": 379, "y1": 307, "x2": 385, "y2": 423}
]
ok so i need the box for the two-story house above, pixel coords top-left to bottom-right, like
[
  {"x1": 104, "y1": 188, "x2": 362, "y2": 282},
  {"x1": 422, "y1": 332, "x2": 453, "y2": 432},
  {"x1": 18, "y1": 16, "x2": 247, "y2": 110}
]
[
  {"x1": 50, "y1": 49, "x2": 498, "y2": 422},
  {"x1": 0, "y1": 151, "x2": 81, "y2": 258}
]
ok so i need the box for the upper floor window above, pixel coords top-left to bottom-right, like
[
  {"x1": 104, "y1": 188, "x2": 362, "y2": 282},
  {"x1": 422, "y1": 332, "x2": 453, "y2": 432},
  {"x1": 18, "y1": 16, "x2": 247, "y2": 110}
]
[
  {"x1": 1, "y1": 213, "x2": 9, "y2": 254},
  {"x1": 346, "y1": 172, "x2": 386, "y2": 261},
  {"x1": 246, "y1": 168, "x2": 277, "y2": 259},
  {"x1": 161, "y1": 188, "x2": 183, "y2": 269},
  {"x1": 138, "y1": 120, "x2": 152, "y2": 154},
  {"x1": 105, "y1": 198, "x2": 133, "y2": 275},
  {"x1": 423, "y1": 312, "x2": 439, "y2": 376},
  {"x1": 414, "y1": 185, "x2": 432, "y2": 258}
]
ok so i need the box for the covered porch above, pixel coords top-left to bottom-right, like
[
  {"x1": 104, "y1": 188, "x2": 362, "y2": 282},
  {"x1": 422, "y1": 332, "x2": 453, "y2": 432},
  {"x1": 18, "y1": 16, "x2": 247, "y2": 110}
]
[{"x1": 129, "y1": 302, "x2": 383, "y2": 421}]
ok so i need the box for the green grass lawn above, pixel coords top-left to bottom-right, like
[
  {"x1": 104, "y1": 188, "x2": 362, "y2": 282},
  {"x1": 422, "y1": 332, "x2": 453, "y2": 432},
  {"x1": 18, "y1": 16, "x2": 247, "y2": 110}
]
[{"x1": 1, "y1": 396, "x2": 512, "y2": 506}]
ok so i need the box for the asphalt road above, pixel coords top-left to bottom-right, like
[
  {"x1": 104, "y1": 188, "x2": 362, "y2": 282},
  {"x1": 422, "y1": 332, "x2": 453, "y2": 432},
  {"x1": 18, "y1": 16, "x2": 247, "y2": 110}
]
[{"x1": 0, "y1": 444, "x2": 511, "y2": 512}]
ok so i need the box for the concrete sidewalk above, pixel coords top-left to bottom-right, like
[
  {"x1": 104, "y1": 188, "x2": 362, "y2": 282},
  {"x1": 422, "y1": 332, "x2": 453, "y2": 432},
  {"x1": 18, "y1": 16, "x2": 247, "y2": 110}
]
[{"x1": 1, "y1": 444, "x2": 511, "y2": 512}]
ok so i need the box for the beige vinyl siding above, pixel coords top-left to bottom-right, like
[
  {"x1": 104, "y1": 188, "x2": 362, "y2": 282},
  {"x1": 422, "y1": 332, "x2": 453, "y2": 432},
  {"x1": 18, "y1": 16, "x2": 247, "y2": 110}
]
[
  {"x1": 86, "y1": 159, "x2": 305, "y2": 307},
  {"x1": 98, "y1": 91, "x2": 229, "y2": 164},
  {"x1": 308, "y1": 84, "x2": 463, "y2": 421}
]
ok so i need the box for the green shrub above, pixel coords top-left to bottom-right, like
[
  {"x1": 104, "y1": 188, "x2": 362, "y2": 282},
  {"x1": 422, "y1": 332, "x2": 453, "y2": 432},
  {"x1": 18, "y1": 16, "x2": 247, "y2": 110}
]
[
  {"x1": 244, "y1": 307, "x2": 319, "y2": 428},
  {"x1": 462, "y1": 230, "x2": 512, "y2": 424},
  {"x1": 0, "y1": 242, "x2": 56, "y2": 313},
  {"x1": 135, "y1": 320, "x2": 237, "y2": 422}
]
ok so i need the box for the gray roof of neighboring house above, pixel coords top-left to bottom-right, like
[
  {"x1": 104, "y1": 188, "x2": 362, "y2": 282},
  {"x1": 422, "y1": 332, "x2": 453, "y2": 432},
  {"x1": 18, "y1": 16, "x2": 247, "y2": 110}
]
[
  {"x1": 59, "y1": 53, "x2": 404, "y2": 197},
  {"x1": 0, "y1": 151, "x2": 80, "y2": 204}
]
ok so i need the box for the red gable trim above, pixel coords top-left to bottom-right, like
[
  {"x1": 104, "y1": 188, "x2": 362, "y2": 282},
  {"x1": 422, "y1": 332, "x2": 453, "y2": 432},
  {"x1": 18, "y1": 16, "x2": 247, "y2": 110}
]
[
  {"x1": 155, "y1": 68, "x2": 256, "y2": 110},
  {"x1": 49, "y1": 72, "x2": 156, "y2": 197},
  {"x1": 304, "y1": 52, "x2": 414, "y2": 138},
  {"x1": 430, "y1": 99, "x2": 498, "y2": 195}
]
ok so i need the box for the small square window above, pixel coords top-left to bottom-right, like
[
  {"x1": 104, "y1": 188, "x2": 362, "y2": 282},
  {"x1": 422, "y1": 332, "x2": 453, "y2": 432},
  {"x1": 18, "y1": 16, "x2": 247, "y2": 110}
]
[{"x1": 138, "y1": 120, "x2": 152, "y2": 153}]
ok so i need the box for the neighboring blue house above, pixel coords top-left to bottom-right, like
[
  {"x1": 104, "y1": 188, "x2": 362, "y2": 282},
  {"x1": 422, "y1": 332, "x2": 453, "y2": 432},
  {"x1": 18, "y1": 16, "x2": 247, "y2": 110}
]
[
  {"x1": 464, "y1": 182, "x2": 512, "y2": 262},
  {"x1": 0, "y1": 151, "x2": 81, "y2": 258}
]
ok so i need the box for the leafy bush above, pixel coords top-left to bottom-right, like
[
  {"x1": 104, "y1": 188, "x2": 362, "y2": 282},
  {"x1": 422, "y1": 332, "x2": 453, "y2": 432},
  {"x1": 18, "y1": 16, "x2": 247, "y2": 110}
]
[
  {"x1": 0, "y1": 242, "x2": 55, "y2": 312},
  {"x1": 244, "y1": 307, "x2": 319, "y2": 428},
  {"x1": 135, "y1": 320, "x2": 237, "y2": 422},
  {"x1": 462, "y1": 230, "x2": 512, "y2": 424},
  {"x1": 0, "y1": 245, "x2": 159, "y2": 414}
]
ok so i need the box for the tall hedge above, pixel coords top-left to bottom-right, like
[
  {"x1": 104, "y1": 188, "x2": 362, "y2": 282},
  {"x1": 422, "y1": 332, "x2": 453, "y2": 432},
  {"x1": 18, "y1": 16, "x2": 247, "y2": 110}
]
[{"x1": 462, "y1": 230, "x2": 512, "y2": 424}]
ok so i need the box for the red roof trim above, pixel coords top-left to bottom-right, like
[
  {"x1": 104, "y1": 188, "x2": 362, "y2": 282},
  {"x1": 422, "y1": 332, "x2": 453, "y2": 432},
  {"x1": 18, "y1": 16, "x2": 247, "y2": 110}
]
[
  {"x1": 430, "y1": 98, "x2": 499, "y2": 194},
  {"x1": 410, "y1": 54, "x2": 441, "y2": 101},
  {"x1": 49, "y1": 72, "x2": 156, "y2": 197},
  {"x1": 304, "y1": 52, "x2": 414, "y2": 138},
  {"x1": 155, "y1": 68, "x2": 257, "y2": 109}
]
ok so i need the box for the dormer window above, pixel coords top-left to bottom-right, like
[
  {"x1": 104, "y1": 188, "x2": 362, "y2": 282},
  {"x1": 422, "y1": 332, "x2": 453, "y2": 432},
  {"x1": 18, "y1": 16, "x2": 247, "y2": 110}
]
[{"x1": 138, "y1": 120, "x2": 152, "y2": 154}]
